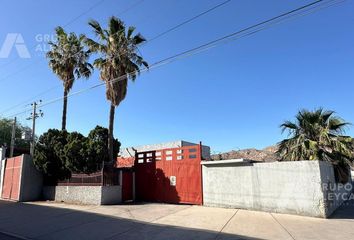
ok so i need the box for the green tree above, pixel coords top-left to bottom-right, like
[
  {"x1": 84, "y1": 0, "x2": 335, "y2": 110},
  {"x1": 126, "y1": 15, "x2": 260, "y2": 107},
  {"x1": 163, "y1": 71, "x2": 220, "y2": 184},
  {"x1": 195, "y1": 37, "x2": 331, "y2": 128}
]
[
  {"x1": 34, "y1": 129, "x2": 71, "y2": 181},
  {"x1": 277, "y1": 108, "x2": 353, "y2": 182},
  {"x1": 63, "y1": 131, "x2": 87, "y2": 173},
  {"x1": 46, "y1": 26, "x2": 93, "y2": 130},
  {"x1": 0, "y1": 118, "x2": 31, "y2": 155},
  {"x1": 34, "y1": 126, "x2": 121, "y2": 180},
  {"x1": 86, "y1": 125, "x2": 120, "y2": 167},
  {"x1": 84, "y1": 17, "x2": 148, "y2": 162}
]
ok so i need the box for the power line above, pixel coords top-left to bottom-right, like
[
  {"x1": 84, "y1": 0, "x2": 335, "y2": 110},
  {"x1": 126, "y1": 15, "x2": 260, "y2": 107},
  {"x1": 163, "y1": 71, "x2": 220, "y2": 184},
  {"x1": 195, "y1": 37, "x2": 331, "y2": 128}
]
[
  {"x1": 0, "y1": 0, "x2": 145, "y2": 72},
  {"x1": 3, "y1": 0, "x2": 343, "y2": 118},
  {"x1": 0, "y1": 0, "x2": 233, "y2": 114},
  {"x1": 0, "y1": 0, "x2": 144, "y2": 84},
  {"x1": 0, "y1": 0, "x2": 147, "y2": 114},
  {"x1": 118, "y1": 0, "x2": 145, "y2": 16},
  {"x1": 3, "y1": 0, "x2": 343, "y2": 119},
  {"x1": 62, "y1": 0, "x2": 107, "y2": 27},
  {"x1": 0, "y1": 85, "x2": 59, "y2": 116},
  {"x1": 146, "y1": 0, "x2": 232, "y2": 43},
  {"x1": 0, "y1": 0, "x2": 107, "y2": 70},
  {"x1": 153, "y1": 0, "x2": 339, "y2": 66}
]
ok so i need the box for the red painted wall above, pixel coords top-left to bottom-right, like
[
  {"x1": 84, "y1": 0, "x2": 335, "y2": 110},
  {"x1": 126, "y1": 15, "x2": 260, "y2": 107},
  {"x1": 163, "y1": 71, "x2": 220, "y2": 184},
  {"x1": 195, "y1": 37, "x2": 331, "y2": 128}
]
[{"x1": 1, "y1": 156, "x2": 22, "y2": 201}]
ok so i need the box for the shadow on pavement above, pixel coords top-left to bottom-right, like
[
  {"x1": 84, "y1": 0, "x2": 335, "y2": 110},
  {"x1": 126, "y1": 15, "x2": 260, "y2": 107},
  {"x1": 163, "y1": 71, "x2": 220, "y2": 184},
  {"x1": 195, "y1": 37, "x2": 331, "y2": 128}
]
[
  {"x1": 0, "y1": 200, "x2": 261, "y2": 240},
  {"x1": 0, "y1": 232, "x2": 23, "y2": 240},
  {"x1": 330, "y1": 200, "x2": 354, "y2": 220}
]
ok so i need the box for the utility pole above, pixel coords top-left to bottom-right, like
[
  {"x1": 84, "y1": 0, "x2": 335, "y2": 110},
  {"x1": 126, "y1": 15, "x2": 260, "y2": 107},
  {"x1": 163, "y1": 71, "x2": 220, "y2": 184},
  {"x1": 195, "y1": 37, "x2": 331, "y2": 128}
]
[
  {"x1": 9, "y1": 117, "x2": 16, "y2": 158},
  {"x1": 27, "y1": 100, "x2": 43, "y2": 157}
]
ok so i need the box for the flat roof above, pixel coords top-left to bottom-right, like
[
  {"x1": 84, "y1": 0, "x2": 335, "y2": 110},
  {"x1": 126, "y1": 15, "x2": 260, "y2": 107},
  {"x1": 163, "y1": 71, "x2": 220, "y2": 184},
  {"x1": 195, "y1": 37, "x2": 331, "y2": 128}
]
[{"x1": 201, "y1": 159, "x2": 252, "y2": 165}]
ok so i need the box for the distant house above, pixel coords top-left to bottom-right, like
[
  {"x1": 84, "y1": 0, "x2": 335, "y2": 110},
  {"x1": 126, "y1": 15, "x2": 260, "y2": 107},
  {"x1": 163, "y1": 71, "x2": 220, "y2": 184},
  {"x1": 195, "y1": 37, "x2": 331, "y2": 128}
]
[{"x1": 116, "y1": 156, "x2": 135, "y2": 168}]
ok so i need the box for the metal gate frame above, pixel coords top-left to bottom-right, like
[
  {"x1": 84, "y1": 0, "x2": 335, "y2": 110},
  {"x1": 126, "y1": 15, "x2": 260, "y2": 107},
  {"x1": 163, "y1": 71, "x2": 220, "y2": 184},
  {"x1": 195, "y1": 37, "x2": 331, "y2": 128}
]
[{"x1": 134, "y1": 144, "x2": 203, "y2": 205}]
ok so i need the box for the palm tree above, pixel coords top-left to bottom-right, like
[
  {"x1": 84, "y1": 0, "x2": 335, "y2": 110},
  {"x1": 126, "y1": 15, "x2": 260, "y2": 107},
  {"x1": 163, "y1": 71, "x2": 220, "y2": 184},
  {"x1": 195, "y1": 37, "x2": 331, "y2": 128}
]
[
  {"x1": 47, "y1": 26, "x2": 93, "y2": 130},
  {"x1": 84, "y1": 17, "x2": 148, "y2": 162},
  {"x1": 277, "y1": 108, "x2": 353, "y2": 182}
]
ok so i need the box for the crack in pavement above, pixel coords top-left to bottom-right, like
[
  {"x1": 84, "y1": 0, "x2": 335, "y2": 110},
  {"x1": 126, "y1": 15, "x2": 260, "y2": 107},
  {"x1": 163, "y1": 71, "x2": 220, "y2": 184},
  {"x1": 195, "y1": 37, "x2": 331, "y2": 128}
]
[
  {"x1": 214, "y1": 209, "x2": 239, "y2": 240},
  {"x1": 270, "y1": 213, "x2": 296, "y2": 240}
]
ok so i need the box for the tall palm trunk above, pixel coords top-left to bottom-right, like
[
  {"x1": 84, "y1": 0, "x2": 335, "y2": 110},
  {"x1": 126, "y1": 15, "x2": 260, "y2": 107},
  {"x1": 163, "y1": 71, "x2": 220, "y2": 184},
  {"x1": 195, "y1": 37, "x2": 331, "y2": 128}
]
[
  {"x1": 62, "y1": 89, "x2": 68, "y2": 130},
  {"x1": 108, "y1": 104, "x2": 115, "y2": 162}
]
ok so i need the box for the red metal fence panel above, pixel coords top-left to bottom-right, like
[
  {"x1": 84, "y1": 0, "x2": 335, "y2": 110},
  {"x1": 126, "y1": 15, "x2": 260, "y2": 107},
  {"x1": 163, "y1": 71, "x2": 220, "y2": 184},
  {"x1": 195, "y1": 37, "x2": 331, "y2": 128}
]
[
  {"x1": 55, "y1": 167, "x2": 120, "y2": 186},
  {"x1": 135, "y1": 145, "x2": 203, "y2": 205},
  {"x1": 1, "y1": 156, "x2": 22, "y2": 201}
]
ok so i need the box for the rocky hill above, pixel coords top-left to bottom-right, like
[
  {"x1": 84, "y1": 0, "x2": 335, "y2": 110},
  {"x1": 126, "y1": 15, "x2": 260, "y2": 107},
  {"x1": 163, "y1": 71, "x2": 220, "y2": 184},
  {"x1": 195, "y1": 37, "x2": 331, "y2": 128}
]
[{"x1": 211, "y1": 146, "x2": 280, "y2": 162}]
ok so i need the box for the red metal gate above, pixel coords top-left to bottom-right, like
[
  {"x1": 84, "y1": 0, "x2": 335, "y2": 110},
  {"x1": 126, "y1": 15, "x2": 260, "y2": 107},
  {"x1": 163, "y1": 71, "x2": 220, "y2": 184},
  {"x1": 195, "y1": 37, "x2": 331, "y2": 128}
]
[
  {"x1": 122, "y1": 170, "x2": 134, "y2": 201},
  {"x1": 135, "y1": 145, "x2": 203, "y2": 205},
  {"x1": 1, "y1": 156, "x2": 22, "y2": 201}
]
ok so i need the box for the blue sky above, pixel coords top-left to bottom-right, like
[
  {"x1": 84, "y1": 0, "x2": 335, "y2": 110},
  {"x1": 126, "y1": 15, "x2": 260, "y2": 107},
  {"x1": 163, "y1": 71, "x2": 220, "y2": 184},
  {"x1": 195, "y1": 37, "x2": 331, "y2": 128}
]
[{"x1": 0, "y1": 0, "x2": 353, "y2": 153}]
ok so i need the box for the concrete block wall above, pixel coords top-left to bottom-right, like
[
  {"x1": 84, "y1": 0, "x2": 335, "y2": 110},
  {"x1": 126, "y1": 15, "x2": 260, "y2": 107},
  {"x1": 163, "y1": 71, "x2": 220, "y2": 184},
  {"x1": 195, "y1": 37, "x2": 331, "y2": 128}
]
[
  {"x1": 43, "y1": 186, "x2": 103, "y2": 205},
  {"x1": 19, "y1": 154, "x2": 43, "y2": 202},
  {"x1": 43, "y1": 185, "x2": 122, "y2": 205},
  {"x1": 202, "y1": 160, "x2": 352, "y2": 218},
  {"x1": 101, "y1": 186, "x2": 122, "y2": 204},
  {"x1": 319, "y1": 161, "x2": 353, "y2": 216}
]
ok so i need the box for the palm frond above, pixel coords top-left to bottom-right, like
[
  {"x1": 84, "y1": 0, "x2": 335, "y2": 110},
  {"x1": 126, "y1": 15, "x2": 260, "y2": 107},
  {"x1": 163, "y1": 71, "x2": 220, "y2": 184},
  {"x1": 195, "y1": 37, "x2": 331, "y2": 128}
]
[
  {"x1": 278, "y1": 108, "x2": 353, "y2": 166},
  {"x1": 127, "y1": 26, "x2": 135, "y2": 39},
  {"x1": 86, "y1": 17, "x2": 148, "y2": 107},
  {"x1": 88, "y1": 19, "x2": 107, "y2": 41}
]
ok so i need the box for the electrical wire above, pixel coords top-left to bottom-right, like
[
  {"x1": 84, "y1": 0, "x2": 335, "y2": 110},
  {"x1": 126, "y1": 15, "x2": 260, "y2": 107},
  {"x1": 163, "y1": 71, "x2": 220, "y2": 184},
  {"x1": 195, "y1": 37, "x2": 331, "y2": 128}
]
[
  {"x1": 146, "y1": 0, "x2": 232, "y2": 43},
  {"x1": 0, "y1": 0, "x2": 233, "y2": 114},
  {"x1": 2, "y1": 0, "x2": 344, "y2": 119},
  {"x1": 0, "y1": 0, "x2": 107, "y2": 69}
]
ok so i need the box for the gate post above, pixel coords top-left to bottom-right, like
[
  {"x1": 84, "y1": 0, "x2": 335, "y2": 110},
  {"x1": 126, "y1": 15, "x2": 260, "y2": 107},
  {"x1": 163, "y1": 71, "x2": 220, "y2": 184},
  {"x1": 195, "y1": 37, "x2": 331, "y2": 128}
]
[
  {"x1": 0, "y1": 158, "x2": 6, "y2": 199},
  {"x1": 199, "y1": 141, "x2": 204, "y2": 205},
  {"x1": 0, "y1": 146, "x2": 6, "y2": 198},
  {"x1": 132, "y1": 171, "x2": 136, "y2": 201}
]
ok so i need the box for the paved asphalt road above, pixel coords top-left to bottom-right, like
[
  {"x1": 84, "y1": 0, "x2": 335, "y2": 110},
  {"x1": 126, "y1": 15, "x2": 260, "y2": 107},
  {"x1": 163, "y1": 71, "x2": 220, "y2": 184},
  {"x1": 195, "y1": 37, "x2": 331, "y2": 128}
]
[
  {"x1": 0, "y1": 200, "x2": 354, "y2": 239},
  {"x1": 0, "y1": 232, "x2": 23, "y2": 240}
]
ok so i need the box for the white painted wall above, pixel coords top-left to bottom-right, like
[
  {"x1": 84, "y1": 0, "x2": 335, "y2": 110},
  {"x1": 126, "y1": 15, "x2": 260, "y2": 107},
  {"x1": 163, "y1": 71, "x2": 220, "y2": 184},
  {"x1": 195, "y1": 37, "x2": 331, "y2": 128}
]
[
  {"x1": 0, "y1": 147, "x2": 5, "y2": 190},
  {"x1": 202, "y1": 160, "x2": 352, "y2": 218},
  {"x1": 0, "y1": 158, "x2": 5, "y2": 198},
  {"x1": 0, "y1": 147, "x2": 5, "y2": 160}
]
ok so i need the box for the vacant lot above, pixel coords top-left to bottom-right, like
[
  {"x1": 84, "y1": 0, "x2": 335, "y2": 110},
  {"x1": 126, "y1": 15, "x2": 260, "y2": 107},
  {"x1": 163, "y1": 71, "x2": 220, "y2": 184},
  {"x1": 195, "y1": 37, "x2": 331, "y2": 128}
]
[{"x1": 0, "y1": 200, "x2": 354, "y2": 239}]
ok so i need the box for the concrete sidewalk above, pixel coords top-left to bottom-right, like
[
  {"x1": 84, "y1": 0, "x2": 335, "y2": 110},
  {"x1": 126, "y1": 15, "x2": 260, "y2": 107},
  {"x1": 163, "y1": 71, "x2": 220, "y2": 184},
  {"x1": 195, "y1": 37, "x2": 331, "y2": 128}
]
[{"x1": 0, "y1": 200, "x2": 353, "y2": 240}]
